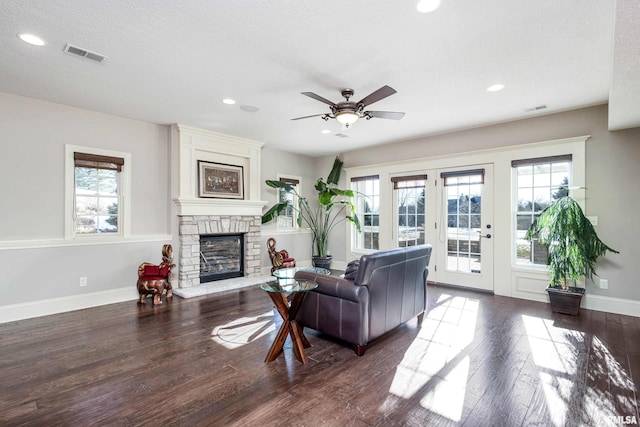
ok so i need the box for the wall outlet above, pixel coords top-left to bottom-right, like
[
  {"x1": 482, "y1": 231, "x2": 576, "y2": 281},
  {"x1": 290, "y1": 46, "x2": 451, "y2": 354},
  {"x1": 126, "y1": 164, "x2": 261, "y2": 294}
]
[
  {"x1": 599, "y1": 278, "x2": 608, "y2": 289},
  {"x1": 79, "y1": 276, "x2": 88, "y2": 287}
]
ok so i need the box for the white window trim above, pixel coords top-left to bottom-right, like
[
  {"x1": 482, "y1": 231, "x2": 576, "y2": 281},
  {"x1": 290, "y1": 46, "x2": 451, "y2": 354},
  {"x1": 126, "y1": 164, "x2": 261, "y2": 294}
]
[
  {"x1": 65, "y1": 144, "x2": 132, "y2": 240},
  {"x1": 345, "y1": 135, "x2": 587, "y2": 296},
  {"x1": 351, "y1": 176, "x2": 381, "y2": 253},
  {"x1": 275, "y1": 173, "x2": 302, "y2": 232}
]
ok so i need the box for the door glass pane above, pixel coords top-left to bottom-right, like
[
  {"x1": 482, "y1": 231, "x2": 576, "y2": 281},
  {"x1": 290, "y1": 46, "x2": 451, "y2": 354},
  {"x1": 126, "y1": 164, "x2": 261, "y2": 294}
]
[
  {"x1": 396, "y1": 186, "x2": 426, "y2": 247},
  {"x1": 445, "y1": 173, "x2": 483, "y2": 274}
]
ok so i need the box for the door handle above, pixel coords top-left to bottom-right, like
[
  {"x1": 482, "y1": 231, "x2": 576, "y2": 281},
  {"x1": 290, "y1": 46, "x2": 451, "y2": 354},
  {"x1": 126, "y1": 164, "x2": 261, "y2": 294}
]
[{"x1": 479, "y1": 234, "x2": 492, "y2": 239}]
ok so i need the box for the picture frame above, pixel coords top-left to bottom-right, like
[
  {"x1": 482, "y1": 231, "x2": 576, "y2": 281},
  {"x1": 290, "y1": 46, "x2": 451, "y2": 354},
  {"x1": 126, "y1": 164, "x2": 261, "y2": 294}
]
[{"x1": 198, "y1": 161, "x2": 244, "y2": 199}]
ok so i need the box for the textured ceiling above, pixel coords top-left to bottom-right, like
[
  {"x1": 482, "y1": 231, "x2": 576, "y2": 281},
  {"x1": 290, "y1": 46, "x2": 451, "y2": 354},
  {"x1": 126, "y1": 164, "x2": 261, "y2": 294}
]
[{"x1": 1, "y1": 0, "x2": 636, "y2": 156}]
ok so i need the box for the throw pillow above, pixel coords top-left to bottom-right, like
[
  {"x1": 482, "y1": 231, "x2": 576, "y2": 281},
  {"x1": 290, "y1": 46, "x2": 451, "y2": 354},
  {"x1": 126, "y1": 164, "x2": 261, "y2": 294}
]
[{"x1": 343, "y1": 260, "x2": 359, "y2": 281}]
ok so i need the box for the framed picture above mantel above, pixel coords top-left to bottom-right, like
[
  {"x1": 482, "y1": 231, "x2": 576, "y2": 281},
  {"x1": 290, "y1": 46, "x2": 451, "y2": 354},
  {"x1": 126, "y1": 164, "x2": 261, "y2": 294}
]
[{"x1": 198, "y1": 161, "x2": 244, "y2": 199}]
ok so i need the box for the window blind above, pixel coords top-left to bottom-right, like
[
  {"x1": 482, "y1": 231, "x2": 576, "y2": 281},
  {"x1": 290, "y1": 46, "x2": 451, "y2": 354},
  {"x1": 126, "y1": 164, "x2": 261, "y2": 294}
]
[{"x1": 74, "y1": 152, "x2": 124, "y2": 172}]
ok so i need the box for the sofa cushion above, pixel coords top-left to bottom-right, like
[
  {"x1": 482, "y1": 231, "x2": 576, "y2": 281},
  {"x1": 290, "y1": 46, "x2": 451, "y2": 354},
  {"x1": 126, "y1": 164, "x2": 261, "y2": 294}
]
[{"x1": 343, "y1": 260, "x2": 360, "y2": 281}]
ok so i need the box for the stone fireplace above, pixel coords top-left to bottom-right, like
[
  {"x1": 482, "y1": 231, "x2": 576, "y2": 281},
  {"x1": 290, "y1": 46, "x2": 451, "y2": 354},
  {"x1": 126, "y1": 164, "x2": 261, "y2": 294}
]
[
  {"x1": 178, "y1": 214, "x2": 261, "y2": 288},
  {"x1": 171, "y1": 124, "x2": 267, "y2": 290}
]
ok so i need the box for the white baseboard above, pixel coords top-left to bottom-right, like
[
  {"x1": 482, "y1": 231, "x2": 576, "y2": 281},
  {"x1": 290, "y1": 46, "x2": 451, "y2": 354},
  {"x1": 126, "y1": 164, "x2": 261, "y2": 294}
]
[
  {"x1": 0, "y1": 287, "x2": 139, "y2": 324},
  {"x1": 7, "y1": 278, "x2": 635, "y2": 324},
  {"x1": 583, "y1": 293, "x2": 640, "y2": 317}
]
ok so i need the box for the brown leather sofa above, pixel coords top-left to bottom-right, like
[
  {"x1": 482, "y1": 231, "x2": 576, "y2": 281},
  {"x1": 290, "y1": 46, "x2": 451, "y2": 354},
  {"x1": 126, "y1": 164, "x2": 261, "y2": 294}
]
[{"x1": 294, "y1": 245, "x2": 432, "y2": 356}]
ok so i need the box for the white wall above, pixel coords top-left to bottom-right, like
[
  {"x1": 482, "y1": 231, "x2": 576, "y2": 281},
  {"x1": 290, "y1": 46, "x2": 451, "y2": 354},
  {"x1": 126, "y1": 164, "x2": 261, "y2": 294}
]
[{"x1": 0, "y1": 93, "x2": 171, "y2": 322}]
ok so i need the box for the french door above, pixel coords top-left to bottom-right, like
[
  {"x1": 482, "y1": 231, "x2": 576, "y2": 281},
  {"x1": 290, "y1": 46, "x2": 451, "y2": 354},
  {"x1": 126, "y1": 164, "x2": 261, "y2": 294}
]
[
  {"x1": 391, "y1": 165, "x2": 494, "y2": 291},
  {"x1": 435, "y1": 165, "x2": 494, "y2": 291}
]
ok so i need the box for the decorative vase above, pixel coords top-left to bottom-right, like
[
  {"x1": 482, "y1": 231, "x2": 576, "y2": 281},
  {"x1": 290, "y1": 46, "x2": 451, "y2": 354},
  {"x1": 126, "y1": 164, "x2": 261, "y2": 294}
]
[
  {"x1": 312, "y1": 255, "x2": 333, "y2": 271},
  {"x1": 546, "y1": 286, "x2": 585, "y2": 315}
]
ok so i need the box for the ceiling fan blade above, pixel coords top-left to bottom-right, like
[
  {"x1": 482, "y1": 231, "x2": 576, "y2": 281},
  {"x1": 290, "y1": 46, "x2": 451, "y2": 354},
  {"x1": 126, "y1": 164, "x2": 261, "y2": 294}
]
[
  {"x1": 357, "y1": 85, "x2": 397, "y2": 107},
  {"x1": 366, "y1": 111, "x2": 405, "y2": 120},
  {"x1": 291, "y1": 113, "x2": 327, "y2": 121},
  {"x1": 301, "y1": 92, "x2": 337, "y2": 107}
]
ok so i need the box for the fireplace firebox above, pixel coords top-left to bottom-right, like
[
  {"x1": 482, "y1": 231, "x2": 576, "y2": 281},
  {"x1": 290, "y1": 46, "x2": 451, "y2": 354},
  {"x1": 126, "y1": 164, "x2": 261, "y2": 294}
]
[{"x1": 200, "y1": 234, "x2": 244, "y2": 282}]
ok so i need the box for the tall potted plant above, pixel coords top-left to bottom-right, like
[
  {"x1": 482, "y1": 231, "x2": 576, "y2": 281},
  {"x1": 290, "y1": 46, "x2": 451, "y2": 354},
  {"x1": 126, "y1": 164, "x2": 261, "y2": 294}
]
[
  {"x1": 262, "y1": 157, "x2": 361, "y2": 269},
  {"x1": 525, "y1": 195, "x2": 618, "y2": 315}
]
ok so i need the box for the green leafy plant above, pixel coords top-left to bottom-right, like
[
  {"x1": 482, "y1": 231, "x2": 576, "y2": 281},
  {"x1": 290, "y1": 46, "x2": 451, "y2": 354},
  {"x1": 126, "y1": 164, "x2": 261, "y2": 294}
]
[
  {"x1": 262, "y1": 157, "x2": 361, "y2": 258},
  {"x1": 525, "y1": 196, "x2": 618, "y2": 290}
]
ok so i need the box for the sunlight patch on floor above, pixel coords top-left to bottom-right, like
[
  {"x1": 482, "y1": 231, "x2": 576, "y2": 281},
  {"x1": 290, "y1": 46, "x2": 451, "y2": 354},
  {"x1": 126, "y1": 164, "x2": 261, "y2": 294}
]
[
  {"x1": 382, "y1": 293, "x2": 479, "y2": 422},
  {"x1": 522, "y1": 315, "x2": 637, "y2": 427},
  {"x1": 211, "y1": 310, "x2": 275, "y2": 349}
]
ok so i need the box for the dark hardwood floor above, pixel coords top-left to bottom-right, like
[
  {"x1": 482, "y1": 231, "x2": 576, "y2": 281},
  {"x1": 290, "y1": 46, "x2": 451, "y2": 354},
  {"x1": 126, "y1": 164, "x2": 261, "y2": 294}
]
[{"x1": 1, "y1": 284, "x2": 639, "y2": 426}]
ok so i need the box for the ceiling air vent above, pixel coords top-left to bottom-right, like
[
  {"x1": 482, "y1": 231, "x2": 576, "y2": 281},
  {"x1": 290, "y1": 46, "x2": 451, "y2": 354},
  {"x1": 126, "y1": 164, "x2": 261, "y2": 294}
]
[
  {"x1": 524, "y1": 104, "x2": 548, "y2": 112},
  {"x1": 63, "y1": 43, "x2": 107, "y2": 63}
]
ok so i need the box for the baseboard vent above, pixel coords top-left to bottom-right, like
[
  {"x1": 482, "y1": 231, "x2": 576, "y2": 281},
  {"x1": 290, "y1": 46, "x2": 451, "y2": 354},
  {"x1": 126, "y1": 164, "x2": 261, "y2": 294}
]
[{"x1": 63, "y1": 43, "x2": 107, "y2": 63}]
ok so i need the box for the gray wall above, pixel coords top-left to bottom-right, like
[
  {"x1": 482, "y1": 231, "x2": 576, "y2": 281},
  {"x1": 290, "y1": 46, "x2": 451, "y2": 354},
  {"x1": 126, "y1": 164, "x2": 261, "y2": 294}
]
[
  {"x1": 0, "y1": 92, "x2": 171, "y2": 307},
  {"x1": 259, "y1": 147, "x2": 316, "y2": 269},
  {"x1": 325, "y1": 104, "x2": 639, "y2": 301},
  {"x1": 1, "y1": 93, "x2": 637, "y2": 317}
]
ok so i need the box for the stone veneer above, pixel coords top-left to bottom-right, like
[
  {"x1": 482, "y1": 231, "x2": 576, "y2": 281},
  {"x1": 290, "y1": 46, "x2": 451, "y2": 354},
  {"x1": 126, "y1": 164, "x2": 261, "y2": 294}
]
[{"x1": 178, "y1": 215, "x2": 262, "y2": 288}]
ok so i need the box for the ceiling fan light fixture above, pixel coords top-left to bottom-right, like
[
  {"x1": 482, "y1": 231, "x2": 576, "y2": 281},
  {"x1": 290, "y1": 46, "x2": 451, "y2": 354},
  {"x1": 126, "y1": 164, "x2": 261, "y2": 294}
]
[
  {"x1": 417, "y1": 0, "x2": 441, "y2": 13},
  {"x1": 335, "y1": 111, "x2": 359, "y2": 127}
]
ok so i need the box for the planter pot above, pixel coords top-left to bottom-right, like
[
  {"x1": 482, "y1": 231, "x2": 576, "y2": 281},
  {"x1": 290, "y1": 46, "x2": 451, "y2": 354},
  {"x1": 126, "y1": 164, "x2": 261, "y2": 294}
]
[
  {"x1": 312, "y1": 255, "x2": 333, "y2": 270},
  {"x1": 546, "y1": 286, "x2": 585, "y2": 315}
]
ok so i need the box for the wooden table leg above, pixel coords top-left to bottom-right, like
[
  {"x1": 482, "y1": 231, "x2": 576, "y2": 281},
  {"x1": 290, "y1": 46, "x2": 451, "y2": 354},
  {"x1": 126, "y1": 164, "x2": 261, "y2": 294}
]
[
  {"x1": 264, "y1": 292, "x2": 290, "y2": 362},
  {"x1": 264, "y1": 290, "x2": 313, "y2": 364}
]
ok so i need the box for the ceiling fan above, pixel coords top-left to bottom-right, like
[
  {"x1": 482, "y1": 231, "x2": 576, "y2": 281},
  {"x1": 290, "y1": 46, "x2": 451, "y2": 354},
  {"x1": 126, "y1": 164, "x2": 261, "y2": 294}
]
[{"x1": 291, "y1": 85, "x2": 405, "y2": 128}]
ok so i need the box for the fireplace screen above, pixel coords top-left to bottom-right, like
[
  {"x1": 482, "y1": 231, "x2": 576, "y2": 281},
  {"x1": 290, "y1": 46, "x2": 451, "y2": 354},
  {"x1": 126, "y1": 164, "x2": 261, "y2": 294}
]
[{"x1": 200, "y1": 234, "x2": 244, "y2": 282}]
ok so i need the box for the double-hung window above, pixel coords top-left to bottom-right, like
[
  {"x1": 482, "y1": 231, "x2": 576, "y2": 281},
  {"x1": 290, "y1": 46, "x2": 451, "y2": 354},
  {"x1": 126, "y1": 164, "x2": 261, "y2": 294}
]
[
  {"x1": 66, "y1": 145, "x2": 130, "y2": 238},
  {"x1": 513, "y1": 155, "x2": 572, "y2": 265},
  {"x1": 351, "y1": 175, "x2": 380, "y2": 250}
]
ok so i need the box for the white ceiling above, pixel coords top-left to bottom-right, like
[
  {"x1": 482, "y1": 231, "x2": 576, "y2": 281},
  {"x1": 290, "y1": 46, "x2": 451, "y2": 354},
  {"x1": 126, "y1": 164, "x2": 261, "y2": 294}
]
[{"x1": 1, "y1": 0, "x2": 638, "y2": 157}]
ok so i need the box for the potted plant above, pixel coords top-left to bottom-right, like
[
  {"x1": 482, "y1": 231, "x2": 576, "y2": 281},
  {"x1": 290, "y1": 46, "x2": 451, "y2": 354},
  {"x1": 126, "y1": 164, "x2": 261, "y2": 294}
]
[
  {"x1": 262, "y1": 157, "x2": 361, "y2": 269},
  {"x1": 525, "y1": 195, "x2": 618, "y2": 315}
]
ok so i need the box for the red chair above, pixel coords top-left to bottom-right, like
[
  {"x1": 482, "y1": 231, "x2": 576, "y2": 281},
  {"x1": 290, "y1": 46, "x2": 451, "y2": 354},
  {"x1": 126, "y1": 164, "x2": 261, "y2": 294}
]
[
  {"x1": 136, "y1": 244, "x2": 175, "y2": 305},
  {"x1": 267, "y1": 237, "x2": 295, "y2": 273}
]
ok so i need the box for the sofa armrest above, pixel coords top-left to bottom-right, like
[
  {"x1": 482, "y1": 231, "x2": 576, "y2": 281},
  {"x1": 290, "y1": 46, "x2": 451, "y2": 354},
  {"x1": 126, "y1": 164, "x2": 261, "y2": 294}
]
[{"x1": 294, "y1": 271, "x2": 367, "y2": 304}]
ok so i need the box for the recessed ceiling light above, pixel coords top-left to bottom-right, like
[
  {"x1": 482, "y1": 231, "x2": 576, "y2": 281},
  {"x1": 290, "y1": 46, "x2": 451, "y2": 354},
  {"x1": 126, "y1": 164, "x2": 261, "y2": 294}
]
[
  {"x1": 222, "y1": 98, "x2": 236, "y2": 105},
  {"x1": 321, "y1": 129, "x2": 331, "y2": 134},
  {"x1": 18, "y1": 33, "x2": 46, "y2": 46},
  {"x1": 417, "y1": 0, "x2": 441, "y2": 13},
  {"x1": 486, "y1": 84, "x2": 505, "y2": 92},
  {"x1": 240, "y1": 105, "x2": 259, "y2": 112}
]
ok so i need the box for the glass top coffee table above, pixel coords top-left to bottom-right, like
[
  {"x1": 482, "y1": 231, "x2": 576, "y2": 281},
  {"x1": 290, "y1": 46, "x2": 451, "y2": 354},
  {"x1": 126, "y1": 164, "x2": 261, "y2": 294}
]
[
  {"x1": 272, "y1": 266, "x2": 330, "y2": 284},
  {"x1": 260, "y1": 279, "x2": 319, "y2": 364}
]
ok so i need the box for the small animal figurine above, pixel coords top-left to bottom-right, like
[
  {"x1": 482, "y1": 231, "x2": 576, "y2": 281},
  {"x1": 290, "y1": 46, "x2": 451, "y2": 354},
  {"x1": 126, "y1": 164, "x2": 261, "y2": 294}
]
[{"x1": 136, "y1": 244, "x2": 176, "y2": 305}]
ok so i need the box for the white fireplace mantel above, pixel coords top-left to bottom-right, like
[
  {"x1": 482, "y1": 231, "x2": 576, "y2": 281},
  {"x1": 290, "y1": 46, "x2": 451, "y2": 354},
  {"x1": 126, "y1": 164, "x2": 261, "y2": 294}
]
[
  {"x1": 174, "y1": 197, "x2": 267, "y2": 217},
  {"x1": 171, "y1": 124, "x2": 265, "y2": 203},
  {"x1": 170, "y1": 124, "x2": 268, "y2": 289}
]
